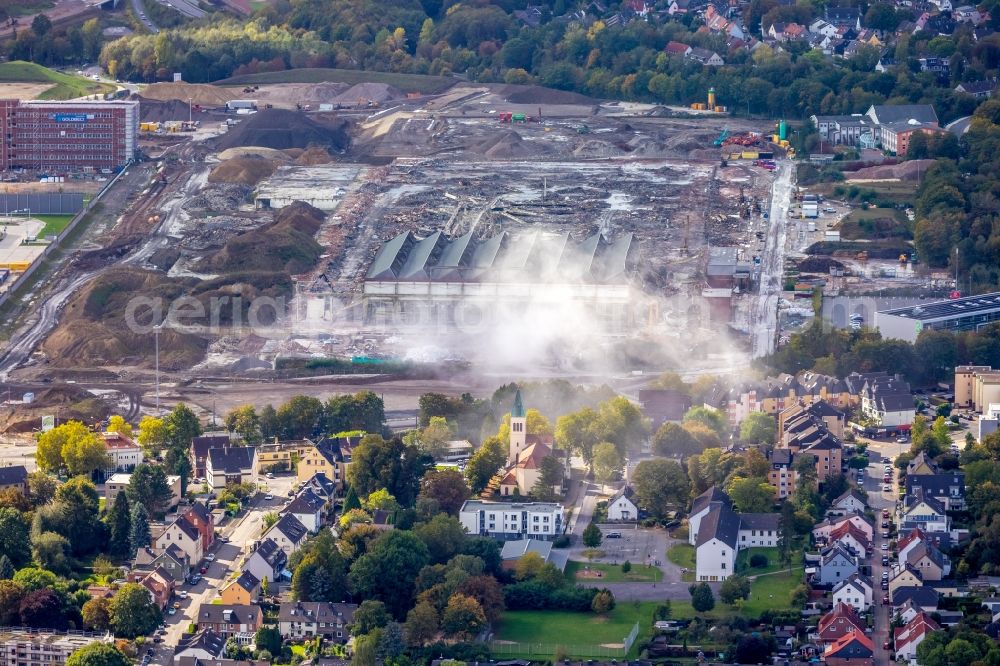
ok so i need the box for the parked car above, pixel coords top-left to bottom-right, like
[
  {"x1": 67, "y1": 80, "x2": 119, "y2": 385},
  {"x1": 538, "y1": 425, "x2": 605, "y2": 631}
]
[
  {"x1": 266, "y1": 472, "x2": 274, "y2": 479},
  {"x1": 883, "y1": 484, "x2": 892, "y2": 492},
  {"x1": 882, "y1": 509, "x2": 890, "y2": 518},
  {"x1": 882, "y1": 581, "x2": 889, "y2": 590},
  {"x1": 882, "y1": 556, "x2": 889, "y2": 565},
  {"x1": 205, "y1": 554, "x2": 215, "y2": 562},
  {"x1": 883, "y1": 595, "x2": 890, "y2": 605},
  {"x1": 265, "y1": 494, "x2": 274, "y2": 500},
  {"x1": 167, "y1": 608, "x2": 176, "y2": 616},
  {"x1": 606, "y1": 532, "x2": 623, "y2": 539},
  {"x1": 178, "y1": 590, "x2": 188, "y2": 599},
  {"x1": 881, "y1": 543, "x2": 889, "y2": 551},
  {"x1": 882, "y1": 530, "x2": 890, "y2": 538}
]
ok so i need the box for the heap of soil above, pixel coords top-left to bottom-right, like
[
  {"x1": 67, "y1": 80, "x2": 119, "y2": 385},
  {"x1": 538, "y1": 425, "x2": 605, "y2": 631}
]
[
  {"x1": 470, "y1": 130, "x2": 536, "y2": 159},
  {"x1": 0, "y1": 385, "x2": 114, "y2": 433},
  {"x1": 217, "y1": 147, "x2": 291, "y2": 161},
  {"x1": 140, "y1": 82, "x2": 240, "y2": 106},
  {"x1": 196, "y1": 201, "x2": 325, "y2": 275},
  {"x1": 846, "y1": 159, "x2": 935, "y2": 181},
  {"x1": 214, "y1": 109, "x2": 350, "y2": 151},
  {"x1": 208, "y1": 155, "x2": 278, "y2": 186},
  {"x1": 295, "y1": 147, "x2": 333, "y2": 165},
  {"x1": 331, "y1": 82, "x2": 404, "y2": 104},
  {"x1": 502, "y1": 84, "x2": 596, "y2": 105},
  {"x1": 797, "y1": 256, "x2": 845, "y2": 272},
  {"x1": 137, "y1": 96, "x2": 196, "y2": 122}
]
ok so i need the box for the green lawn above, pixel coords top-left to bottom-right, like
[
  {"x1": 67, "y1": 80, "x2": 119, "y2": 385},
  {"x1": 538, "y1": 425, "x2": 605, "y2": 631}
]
[
  {"x1": 216, "y1": 67, "x2": 455, "y2": 94},
  {"x1": 742, "y1": 569, "x2": 805, "y2": 617},
  {"x1": 496, "y1": 603, "x2": 655, "y2": 656},
  {"x1": 565, "y1": 561, "x2": 662, "y2": 583},
  {"x1": 667, "y1": 543, "x2": 695, "y2": 581},
  {"x1": 0, "y1": 61, "x2": 114, "y2": 100},
  {"x1": 35, "y1": 214, "x2": 74, "y2": 238},
  {"x1": 736, "y1": 547, "x2": 803, "y2": 575},
  {"x1": 838, "y1": 206, "x2": 910, "y2": 240}
]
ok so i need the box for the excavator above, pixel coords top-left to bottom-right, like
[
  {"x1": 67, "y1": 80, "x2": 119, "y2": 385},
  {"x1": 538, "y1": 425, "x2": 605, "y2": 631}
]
[{"x1": 713, "y1": 127, "x2": 729, "y2": 146}]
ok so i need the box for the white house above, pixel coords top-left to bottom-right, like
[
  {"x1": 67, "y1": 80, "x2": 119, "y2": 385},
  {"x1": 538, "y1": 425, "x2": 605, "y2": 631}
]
[
  {"x1": 900, "y1": 493, "x2": 950, "y2": 534},
  {"x1": 894, "y1": 612, "x2": 940, "y2": 662},
  {"x1": 695, "y1": 490, "x2": 780, "y2": 581},
  {"x1": 244, "y1": 538, "x2": 288, "y2": 585},
  {"x1": 688, "y1": 486, "x2": 730, "y2": 546},
  {"x1": 102, "y1": 432, "x2": 143, "y2": 479},
  {"x1": 262, "y1": 514, "x2": 308, "y2": 556},
  {"x1": 153, "y1": 515, "x2": 204, "y2": 564},
  {"x1": 830, "y1": 489, "x2": 867, "y2": 516},
  {"x1": 277, "y1": 602, "x2": 357, "y2": 642},
  {"x1": 607, "y1": 486, "x2": 638, "y2": 522},
  {"x1": 832, "y1": 573, "x2": 873, "y2": 612},
  {"x1": 459, "y1": 500, "x2": 564, "y2": 540},
  {"x1": 860, "y1": 376, "x2": 915, "y2": 427},
  {"x1": 812, "y1": 512, "x2": 874, "y2": 542},
  {"x1": 280, "y1": 488, "x2": 325, "y2": 533},
  {"x1": 206, "y1": 446, "x2": 258, "y2": 490},
  {"x1": 105, "y1": 472, "x2": 182, "y2": 510}
]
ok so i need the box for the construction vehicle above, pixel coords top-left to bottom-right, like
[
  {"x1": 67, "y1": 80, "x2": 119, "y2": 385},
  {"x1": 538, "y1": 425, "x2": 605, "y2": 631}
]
[
  {"x1": 512, "y1": 113, "x2": 527, "y2": 123},
  {"x1": 498, "y1": 112, "x2": 513, "y2": 122},
  {"x1": 713, "y1": 127, "x2": 729, "y2": 146},
  {"x1": 577, "y1": 125, "x2": 590, "y2": 134}
]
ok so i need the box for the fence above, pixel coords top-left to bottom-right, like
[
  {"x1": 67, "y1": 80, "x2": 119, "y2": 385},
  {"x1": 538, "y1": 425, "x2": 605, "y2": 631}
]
[
  {"x1": 488, "y1": 622, "x2": 640, "y2": 659},
  {"x1": 0, "y1": 192, "x2": 85, "y2": 216}
]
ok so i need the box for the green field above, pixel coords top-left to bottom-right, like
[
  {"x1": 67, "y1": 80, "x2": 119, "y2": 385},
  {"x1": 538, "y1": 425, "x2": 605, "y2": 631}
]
[
  {"x1": 35, "y1": 214, "x2": 75, "y2": 238},
  {"x1": 496, "y1": 603, "x2": 654, "y2": 653},
  {"x1": 0, "y1": 61, "x2": 114, "y2": 100},
  {"x1": 838, "y1": 206, "x2": 910, "y2": 240},
  {"x1": 667, "y1": 543, "x2": 695, "y2": 581},
  {"x1": 565, "y1": 561, "x2": 663, "y2": 583},
  {"x1": 216, "y1": 67, "x2": 455, "y2": 94},
  {"x1": 735, "y1": 547, "x2": 803, "y2": 575},
  {"x1": 741, "y1": 569, "x2": 805, "y2": 616},
  {"x1": 7, "y1": 0, "x2": 53, "y2": 17}
]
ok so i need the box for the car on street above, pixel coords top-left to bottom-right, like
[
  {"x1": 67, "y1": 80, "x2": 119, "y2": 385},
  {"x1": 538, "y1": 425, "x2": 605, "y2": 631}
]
[
  {"x1": 189, "y1": 574, "x2": 201, "y2": 584},
  {"x1": 205, "y1": 554, "x2": 215, "y2": 562},
  {"x1": 178, "y1": 590, "x2": 188, "y2": 599},
  {"x1": 199, "y1": 567, "x2": 208, "y2": 574},
  {"x1": 881, "y1": 543, "x2": 889, "y2": 550},
  {"x1": 882, "y1": 521, "x2": 889, "y2": 528},
  {"x1": 266, "y1": 472, "x2": 274, "y2": 479},
  {"x1": 167, "y1": 608, "x2": 176, "y2": 615},
  {"x1": 882, "y1": 509, "x2": 890, "y2": 518},
  {"x1": 882, "y1": 530, "x2": 890, "y2": 538},
  {"x1": 881, "y1": 571, "x2": 889, "y2": 580},
  {"x1": 265, "y1": 494, "x2": 274, "y2": 500},
  {"x1": 883, "y1": 595, "x2": 890, "y2": 605},
  {"x1": 606, "y1": 532, "x2": 623, "y2": 539},
  {"x1": 896, "y1": 437, "x2": 908, "y2": 443},
  {"x1": 882, "y1": 556, "x2": 890, "y2": 565},
  {"x1": 883, "y1": 484, "x2": 892, "y2": 492},
  {"x1": 882, "y1": 581, "x2": 889, "y2": 589}
]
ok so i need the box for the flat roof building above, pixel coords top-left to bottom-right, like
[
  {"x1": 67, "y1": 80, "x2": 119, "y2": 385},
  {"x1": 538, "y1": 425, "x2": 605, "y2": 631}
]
[
  {"x1": 0, "y1": 99, "x2": 138, "y2": 172},
  {"x1": 875, "y1": 291, "x2": 1000, "y2": 343},
  {"x1": 0, "y1": 628, "x2": 112, "y2": 666}
]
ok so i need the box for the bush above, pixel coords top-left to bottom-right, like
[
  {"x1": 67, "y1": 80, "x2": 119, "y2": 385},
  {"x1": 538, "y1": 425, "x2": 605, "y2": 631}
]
[
  {"x1": 749, "y1": 553, "x2": 768, "y2": 568},
  {"x1": 552, "y1": 535, "x2": 571, "y2": 548},
  {"x1": 622, "y1": 560, "x2": 631, "y2": 573}
]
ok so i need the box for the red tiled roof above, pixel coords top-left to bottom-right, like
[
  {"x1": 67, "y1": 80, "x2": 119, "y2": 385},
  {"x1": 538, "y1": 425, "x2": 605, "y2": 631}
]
[{"x1": 819, "y1": 602, "x2": 864, "y2": 636}]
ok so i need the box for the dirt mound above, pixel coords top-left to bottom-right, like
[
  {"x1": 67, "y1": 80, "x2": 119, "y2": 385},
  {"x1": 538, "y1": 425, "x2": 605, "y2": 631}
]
[
  {"x1": 502, "y1": 84, "x2": 596, "y2": 105},
  {"x1": 295, "y1": 147, "x2": 333, "y2": 165},
  {"x1": 196, "y1": 201, "x2": 325, "y2": 275},
  {"x1": 217, "y1": 147, "x2": 292, "y2": 161},
  {"x1": 847, "y1": 159, "x2": 935, "y2": 181},
  {"x1": 573, "y1": 139, "x2": 624, "y2": 158},
  {"x1": 140, "y1": 82, "x2": 240, "y2": 107},
  {"x1": 1, "y1": 385, "x2": 114, "y2": 433},
  {"x1": 137, "y1": 96, "x2": 195, "y2": 122},
  {"x1": 43, "y1": 269, "x2": 208, "y2": 370},
  {"x1": 208, "y1": 156, "x2": 278, "y2": 186},
  {"x1": 254, "y1": 82, "x2": 350, "y2": 105},
  {"x1": 468, "y1": 130, "x2": 537, "y2": 159},
  {"x1": 213, "y1": 109, "x2": 351, "y2": 152},
  {"x1": 331, "y1": 82, "x2": 403, "y2": 104},
  {"x1": 797, "y1": 256, "x2": 845, "y2": 272}
]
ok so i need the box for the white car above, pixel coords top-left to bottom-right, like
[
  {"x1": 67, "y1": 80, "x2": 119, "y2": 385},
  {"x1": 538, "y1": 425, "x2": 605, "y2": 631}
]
[
  {"x1": 881, "y1": 543, "x2": 889, "y2": 551},
  {"x1": 178, "y1": 590, "x2": 188, "y2": 599},
  {"x1": 883, "y1": 484, "x2": 892, "y2": 492},
  {"x1": 205, "y1": 554, "x2": 215, "y2": 562},
  {"x1": 265, "y1": 494, "x2": 274, "y2": 500}
]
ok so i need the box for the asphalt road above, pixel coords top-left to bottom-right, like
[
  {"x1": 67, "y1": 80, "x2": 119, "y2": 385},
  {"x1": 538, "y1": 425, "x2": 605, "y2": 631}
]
[
  {"x1": 750, "y1": 162, "x2": 793, "y2": 358},
  {"x1": 862, "y1": 448, "x2": 898, "y2": 664},
  {"x1": 131, "y1": 0, "x2": 160, "y2": 32},
  {"x1": 156, "y1": 0, "x2": 205, "y2": 19}
]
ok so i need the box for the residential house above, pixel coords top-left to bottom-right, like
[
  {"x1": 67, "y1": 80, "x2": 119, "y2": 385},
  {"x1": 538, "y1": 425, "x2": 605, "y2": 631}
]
[
  {"x1": 813, "y1": 513, "x2": 875, "y2": 543},
  {"x1": 954, "y1": 5, "x2": 983, "y2": 22},
  {"x1": 818, "y1": 602, "x2": 866, "y2": 644},
  {"x1": 176, "y1": 657, "x2": 264, "y2": 666},
  {"x1": 0, "y1": 465, "x2": 27, "y2": 493},
  {"x1": 905, "y1": 541, "x2": 949, "y2": 580},
  {"x1": 809, "y1": 19, "x2": 839, "y2": 37},
  {"x1": 889, "y1": 564, "x2": 924, "y2": 596},
  {"x1": 299, "y1": 472, "x2": 337, "y2": 503},
  {"x1": 823, "y1": 631, "x2": 874, "y2": 666},
  {"x1": 876, "y1": 55, "x2": 897, "y2": 71},
  {"x1": 105, "y1": 472, "x2": 182, "y2": 510},
  {"x1": 140, "y1": 567, "x2": 174, "y2": 610},
  {"x1": 828, "y1": 521, "x2": 871, "y2": 557},
  {"x1": 688, "y1": 486, "x2": 731, "y2": 546},
  {"x1": 297, "y1": 438, "x2": 348, "y2": 486},
  {"x1": 500, "y1": 539, "x2": 569, "y2": 572},
  {"x1": 133, "y1": 544, "x2": 190, "y2": 584},
  {"x1": 695, "y1": 489, "x2": 779, "y2": 581},
  {"x1": 153, "y1": 515, "x2": 204, "y2": 564},
  {"x1": 663, "y1": 40, "x2": 693, "y2": 56},
  {"x1": 894, "y1": 612, "x2": 940, "y2": 662},
  {"x1": 262, "y1": 513, "x2": 309, "y2": 555},
  {"x1": 768, "y1": 22, "x2": 807, "y2": 41},
  {"x1": 825, "y1": 5, "x2": 861, "y2": 27},
  {"x1": 900, "y1": 491, "x2": 950, "y2": 535},
  {"x1": 892, "y1": 586, "x2": 940, "y2": 613},
  {"x1": 220, "y1": 570, "x2": 261, "y2": 605},
  {"x1": 607, "y1": 486, "x2": 638, "y2": 521},
  {"x1": 174, "y1": 630, "x2": 227, "y2": 662},
  {"x1": 513, "y1": 5, "x2": 543, "y2": 26},
  {"x1": 0, "y1": 629, "x2": 112, "y2": 665},
  {"x1": 816, "y1": 543, "x2": 860, "y2": 586},
  {"x1": 956, "y1": 364, "x2": 998, "y2": 407},
  {"x1": 638, "y1": 389, "x2": 692, "y2": 429},
  {"x1": 767, "y1": 448, "x2": 797, "y2": 499},
  {"x1": 832, "y1": 573, "x2": 874, "y2": 612},
  {"x1": 667, "y1": 0, "x2": 693, "y2": 14},
  {"x1": 281, "y1": 488, "x2": 326, "y2": 533},
  {"x1": 459, "y1": 500, "x2": 564, "y2": 540},
  {"x1": 687, "y1": 47, "x2": 725, "y2": 65},
  {"x1": 101, "y1": 431, "x2": 143, "y2": 479},
  {"x1": 196, "y1": 604, "x2": 263, "y2": 637},
  {"x1": 277, "y1": 602, "x2": 358, "y2": 642},
  {"x1": 256, "y1": 443, "x2": 293, "y2": 476},
  {"x1": 830, "y1": 489, "x2": 867, "y2": 516},
  {"x1": 858, "y1": 373, "x2": 915, "y2": 427},
  {"x1": 780, "y1": 399, "x2": 846, "y2": 439},
  {"x1": 183, "y1": 502, "x2": 216, "y2": 552},
  {"x1": 897, "y1": 527, "x2": 929, "y2": 562},
  {"x1": 207, "y1": 446, "x2": 258, "y2": 490},
  {"x1": 905, "y1": 452, "x2": 965, "y2": 510},
  {"x1": 191, "y1": 433, "x2": 235, "y2": 479},
  {"x1": 244, "y1": 538, "x2": 288, "y2": 585}
]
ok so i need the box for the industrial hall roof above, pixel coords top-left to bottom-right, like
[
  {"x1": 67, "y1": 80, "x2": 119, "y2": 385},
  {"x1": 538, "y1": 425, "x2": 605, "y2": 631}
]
[{"x1": 366, "y1": 230, "x2": 637, "y2": 284}]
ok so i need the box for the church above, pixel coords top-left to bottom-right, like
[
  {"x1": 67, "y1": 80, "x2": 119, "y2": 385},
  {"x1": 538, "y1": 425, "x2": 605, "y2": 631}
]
[{"x1": 497, "y1": 390, "x2": 569, "y2": 497}]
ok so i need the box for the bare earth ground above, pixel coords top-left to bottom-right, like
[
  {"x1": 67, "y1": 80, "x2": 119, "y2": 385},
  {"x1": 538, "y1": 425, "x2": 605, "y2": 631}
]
[{"x1": 0, "y1": 83, "x2": 57, "y2": 99}]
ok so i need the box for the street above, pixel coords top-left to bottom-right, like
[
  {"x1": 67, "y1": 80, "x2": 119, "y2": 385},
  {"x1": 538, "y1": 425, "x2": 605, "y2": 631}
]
[{"x1": 750, "y1": 161, "x2": 794, "y2": 358}]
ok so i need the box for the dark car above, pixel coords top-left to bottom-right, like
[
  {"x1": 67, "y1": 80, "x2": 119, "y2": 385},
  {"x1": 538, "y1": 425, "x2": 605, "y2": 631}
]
[
  {"x1": 882, "y1": 556, "x2": 889, "y2": 565},
  {"x1": 606, "y1": 532, "x2": 623, "y2": 539},
  {"x1": 882, "y1": 581, "x2": 889, "y2": 590}
]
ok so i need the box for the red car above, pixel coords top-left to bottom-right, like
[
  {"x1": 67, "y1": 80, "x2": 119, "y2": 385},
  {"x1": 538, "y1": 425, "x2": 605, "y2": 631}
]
[
  {"x1": 199, "y1": 567, "x2": 208, "y2": 574},
  {"x1": 883, "y1": 595, "x2": 890, "y2": 605},
  {"x1": 882, "y1": 510, "x2": 890, "y2": 518}
]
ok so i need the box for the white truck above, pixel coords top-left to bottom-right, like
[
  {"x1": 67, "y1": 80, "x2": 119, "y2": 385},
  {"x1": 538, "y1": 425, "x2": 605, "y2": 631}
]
[{"x1": 226, "y1": 99, "x2": 257, "y2": 111}]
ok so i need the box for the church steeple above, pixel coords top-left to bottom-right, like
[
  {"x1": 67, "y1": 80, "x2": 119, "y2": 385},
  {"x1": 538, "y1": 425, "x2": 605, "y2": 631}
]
[
  {"x1": 512, "y1": 389, "x2": 525, "y2": 419},
  {"x1": 509, "y1": 388, "x2": 527, "y2": 464}
]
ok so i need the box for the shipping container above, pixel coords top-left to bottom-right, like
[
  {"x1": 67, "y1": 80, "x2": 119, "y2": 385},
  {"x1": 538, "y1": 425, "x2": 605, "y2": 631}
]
[{"x1": 226, "y1": 99, "x2": 258, "y2": 111}]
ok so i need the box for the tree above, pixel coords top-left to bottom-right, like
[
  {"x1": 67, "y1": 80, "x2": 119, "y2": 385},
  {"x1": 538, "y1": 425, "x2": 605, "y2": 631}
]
[
  {"x1": 377, "y1": 621, "x2": 406, "y2": 660},
  {"x1": 343, "y1": 486, "x2": 361, "y2": 512},
  {"x1": 37, "y1": 421, "x2": 106, "y2": 475},
  {"x1": 110, "y1": 583, "x2": 162, "y2": 638},
  {"x1": 164, "y1": 403, "x2": 202, "y2": 449},
  {"x1": 777, "y1": 499, "x2": 795, "y2": 565},
  {"x1": 107, "y1": 492, "x2": 132, "y2": 558},
  {"x1": 352, "y1": 633, "x2": 378, "y2": 666},
  {"x1": 276, "y1": 395, "x2": 324, "y2": 439},
  {"x1": 129, "y1": 503, "x2": 151, "y2": 554},
  {"x1": 441, "y1": 593, "x2": 486, "y2": 640},
  {"x1": 255, "y1": 626, "x2": 281, "y2": 655},
  {"x1": 719, "y1": 574, "x2": 751, "y2": 604},
  {"x1": 290, "y1": 531, "x2": 349, "y2": 603},
  {"x1": 0, "y1": 508, "x2": 31, "y2": 567},
  {"x1": 20, "y1": 588, "x2": 67, "y2": 629},
  {"x1": 727, "y1": 476, "x2": 776, "y2": 513},
  {"x1": 260, "y1": 404, "x2": 279, "y2": 440},
  {"x1": 582, "y1": 522, "x2": 602, "y2": 548},
  {"x1": 126, "y1": 464, "x2": 174, "y2": 518},
  {"x1": 353, "y1": 599, "x2": 391, "y2": 635},
  {"x1": 597, "y1": 396, "x2": 649, "y2": 453},
  {"x1": 591, "y1": 588, "x2": 615, "y2": 613},
  {"x1": 349, "y1": 531, "x2": 430, "y2": 618},
  {"x1": 26, "y1": 472, "x2": 57, "y2": 506},
  {"x1": 13, "y1": 567, "x2": 57, "y2": 591},
  {"x1": 106, "y1": 416, "x2": 133, "y2": 438},
  {"x1": 225, "y1": 405, "x2": 262, "y2": 445},
  {"x1": 689, "y1": 582, "x2": 715, "y2": 612},
  {"x1": 404, "y1": 601, "x2": 439, "y2": 646},
  {"x1": 31, "y1": 13, "x2": 52, "y2": 36},
  {"x1": 0, "y1": 555, "x2": 12, "y2": 580},
  {"x1": 652, "y1": 422, "x2": 701, "y2": 457},
  {"x1": 0, "y1": 579, "x2": 25, "y2": 624},
  {"x1": 632, "y1": 459, "x2": 690, "y2": 518},
  {"x1": 457, "y1": 575, "x2": 504, "y2": 623},
  {"x1": 65, "y1": 642, "x2": 130, "y2": 666},
  {"x1": 555, "y1": 408, "x2": 603, "y2": 468},
  {"x1": 417, "y1": 469, "x2": 470, "y2": 516},
  {"x1": 592, "y1": 442, "x2": 621, "y2": 485},
  {"x1": 346, "y1": 435, "x2": 432, "y2": 506},
  {"x1": 414, "y1": 514, "x2": 466, "y2": 563},
  {"x1": 81, "y1": 597, "x2": 112, "y2": 632},
  {"x1": 62, "y1": 429, "x2": 109, "y2": 477},
  {"x1": 31, "y1": 532, "x2": 72, "y2": 575},
  {"x1": 415, "y1": 416, "x2": 453, "y2": 459},
  {"x1": 465, "y1": 436, "x2": 507, "y2": 494},
  {"x1": 739, "y1": 413, "x2": 776, "y2": 445},
  {"x1": 532, "y1": 455, "x2": 564, "y2": 500},
  {"x1": 683, "y1": 406, "x2": 728, "y2": 439},
  {"x1": 136, "y1": 416, "x2": 168, "y2": 455}
]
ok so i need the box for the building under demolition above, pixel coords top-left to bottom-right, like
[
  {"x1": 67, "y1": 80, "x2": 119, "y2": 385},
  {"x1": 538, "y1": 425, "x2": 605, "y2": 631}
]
[{"x1": 363, "y1": 229, "x2": 639, "y2": 330}]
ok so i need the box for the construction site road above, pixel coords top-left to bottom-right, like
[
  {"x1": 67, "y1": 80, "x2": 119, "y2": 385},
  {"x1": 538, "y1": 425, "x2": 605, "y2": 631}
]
[{"x1": 750, "y1": 161, "x2": 793, "y2": 359}]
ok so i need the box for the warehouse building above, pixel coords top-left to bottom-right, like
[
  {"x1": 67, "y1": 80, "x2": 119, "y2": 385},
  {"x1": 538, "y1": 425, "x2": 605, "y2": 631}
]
[
  {"x1": 874, "y1": 291, "x2": 1000, "y2": 343},
  {"x1": 0, "y1": 99, "x2": 138, "y2": 172},
  {"x1": 363, "y1": 229, "x2": 639, "y2": 330}
]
